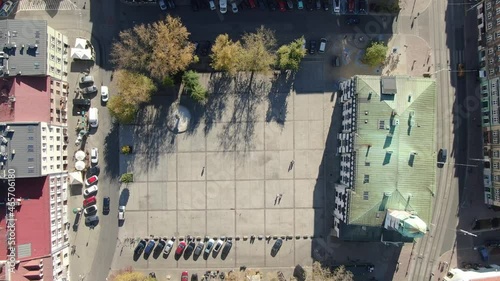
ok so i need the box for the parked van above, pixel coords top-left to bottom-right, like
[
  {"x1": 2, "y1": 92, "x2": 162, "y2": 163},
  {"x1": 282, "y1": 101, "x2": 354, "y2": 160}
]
[
  {"x1": 319, "y1": 38, "x2": 327, "y2": 53},
  {"x1": 89, "y1": 108, "x2": 98, "y2": 128}
]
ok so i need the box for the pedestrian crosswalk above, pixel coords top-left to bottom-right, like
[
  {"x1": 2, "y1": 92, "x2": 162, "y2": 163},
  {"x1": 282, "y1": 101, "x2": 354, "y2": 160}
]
[{"x1": 18, "y1": 0, "x2": 78, "y2": 11}]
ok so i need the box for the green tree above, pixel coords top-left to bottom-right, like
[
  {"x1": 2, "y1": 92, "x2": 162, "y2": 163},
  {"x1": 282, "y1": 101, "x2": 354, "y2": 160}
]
[
  {"x1": 182, "y1": 70, "x2": 208, "y2": 102},
  {"x1": 276, "y1": 37, "x2": 306, "y2": 71},
  {"x1": 363, "y1": 41, "x2": 388, "y2": 67},
  {"x1": 240, "y1": 26, "x2": 277, "y2": 74},
  {"x1": 210, "y1": 34, "x2": 243, "y2": 75}
]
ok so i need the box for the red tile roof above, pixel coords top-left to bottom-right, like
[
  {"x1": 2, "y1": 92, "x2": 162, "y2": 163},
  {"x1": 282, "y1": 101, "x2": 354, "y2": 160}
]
[
  {"x1": 0, "y1": 76, "x2": 51, "y2": 122},
  {"x1": 0, "y1": 176, "x2": 53, "y2": 281}
]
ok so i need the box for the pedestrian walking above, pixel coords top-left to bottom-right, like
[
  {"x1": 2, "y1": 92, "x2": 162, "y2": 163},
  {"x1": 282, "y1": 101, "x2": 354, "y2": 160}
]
[{"x1": 288, "y1": 160, "x2": 295, "y2": 172}]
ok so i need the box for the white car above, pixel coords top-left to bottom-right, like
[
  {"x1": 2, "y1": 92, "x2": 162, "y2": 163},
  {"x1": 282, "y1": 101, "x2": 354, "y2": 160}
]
[
  {"x1": 84, "y1": 205, "x2": 98, "y2": 216},
  {"x1": 91, "y1": 148, "x2": 98, "y2": 164},
  {"x1": 231, "y1": 2, "x2": 238, "y2": 12},
  {"x1": 219, "y1": 0, "x2": 227, "y2": 13},
  {"x1": 118, "y1": 206, "x2": 126, "y2": 221},
  {"x1": 164, "y1": 239, "x2": 175, "y2": 255},
  {"x1": 159, "y1": 0, "x2": 167, "y2": 10},
  {"x1": 84, "y1": 185, "x2": 98, "y2": 197},
  {"x1": 213, "y1": 238, "x2": 225, "y2": 253},
  {"x1": 101, "y1": 86, "x2": 109, "y2": 102},
  {"x1": 209, "y1": 0, "x2": 216, "y2": 10}
]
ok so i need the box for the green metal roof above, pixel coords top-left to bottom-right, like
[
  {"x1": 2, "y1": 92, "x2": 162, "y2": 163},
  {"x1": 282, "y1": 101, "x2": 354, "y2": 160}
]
[{"x1": 348, "y1": 75, "x2": 436, "y2": 227}]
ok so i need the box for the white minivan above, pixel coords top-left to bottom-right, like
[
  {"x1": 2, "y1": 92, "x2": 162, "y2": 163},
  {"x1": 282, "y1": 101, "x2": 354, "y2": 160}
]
[
  {"x1": 219, "y1": 0, "x2": 227, "y2": 13},
  {"x1": 89, "y1": 107, "x2": 99, "y2": 128},
  {"x1": 319, "y1": 38, "x2": 327, "y2": 53}
]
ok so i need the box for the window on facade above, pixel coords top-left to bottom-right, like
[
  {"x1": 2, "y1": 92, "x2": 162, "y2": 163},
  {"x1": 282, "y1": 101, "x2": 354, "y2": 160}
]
[
  {"x1": 27, "y1": 145, "x2": 34, "y2": 152},
  {"x1": 497, "y1": 18, "x2": 500, "y2": 25},
  {"x1": 50, "y1": 145, "x2": 53, "y2": 151},
  {"x1": 28, "y1": 167, "x2": 34, "y2": 173},
  {"x1": 363, "y1": 191, "x2": 369, "y2": 200},
  {"x1": 489, "y1": 22, "x2": 493, "y2": 30},
  {"x1": 57, "y1": 145, "x2": 60, "y2": 151},
  {"x1": 487, "y1": 2, "x2": 492, "y2": 9},
  {"x1": 495, "y1": 117, "x2": 499, "y2": 123},
  {"x1": 50, "y1": 165, "x2": 54, "y2": 170},
  {"x1": 364, "y1": 175, "x2": 370, "y2": 183},
  {"x1": 490, "y1": 48, "x2": 495, "y2": 54},
  {"x1": 494, "y1": 100, "x2": 498, "y2": 105},
  {"x1": 488, "y1": 35, "x2": 493, "y2": 42},
  {"x1": 28, "y1": 157, "x2": 34, "y2": 162}
]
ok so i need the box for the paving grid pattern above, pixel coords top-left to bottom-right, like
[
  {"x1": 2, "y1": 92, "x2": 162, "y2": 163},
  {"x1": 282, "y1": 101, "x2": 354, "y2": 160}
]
[
  {"x1": 113, "y1": 71, "x2": 340, "y2": 272},
  {"x1": 18, "y1": 0, "x2": 78, "y2": 11}
]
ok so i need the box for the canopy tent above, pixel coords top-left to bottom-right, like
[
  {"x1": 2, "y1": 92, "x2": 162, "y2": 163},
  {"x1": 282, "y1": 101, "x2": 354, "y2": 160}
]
[
  {"x1": 71, "y1": 48, "x2": 93, "y2": 60},
  {"x1": 75, "y1": 160, "x2": 86, "y2": 171},
  {"x1": 69, "y1": 171, "x2": 84, "y2": 184},
  {"x1": 75, "y1": 150, "x2": 86, "y2": 161},
  {"x1": 75, "y1": 38, "x2": 87, "y2": 49}
]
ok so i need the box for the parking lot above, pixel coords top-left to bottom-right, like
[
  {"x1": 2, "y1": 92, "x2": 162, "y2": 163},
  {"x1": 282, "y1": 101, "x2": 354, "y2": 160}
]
[{"x1": 110, "y1": 67, "x2": 342, "y2": 278}]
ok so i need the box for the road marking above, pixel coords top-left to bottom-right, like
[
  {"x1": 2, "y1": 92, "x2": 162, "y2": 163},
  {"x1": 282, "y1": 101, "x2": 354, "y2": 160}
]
[{"x1": 18, "y1": 0, "x2": 78, "y2": 11}]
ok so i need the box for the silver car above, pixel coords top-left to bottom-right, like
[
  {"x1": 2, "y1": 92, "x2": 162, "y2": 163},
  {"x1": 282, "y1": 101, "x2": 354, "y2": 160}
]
[{"x1": 82, "y1": 85, "x2": 98, "y2": 94}]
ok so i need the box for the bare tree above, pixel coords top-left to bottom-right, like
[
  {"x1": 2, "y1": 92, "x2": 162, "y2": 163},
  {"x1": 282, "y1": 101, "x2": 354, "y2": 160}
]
[{"x1": 110, "y1": 24, "x2": 154, "y2": 73}]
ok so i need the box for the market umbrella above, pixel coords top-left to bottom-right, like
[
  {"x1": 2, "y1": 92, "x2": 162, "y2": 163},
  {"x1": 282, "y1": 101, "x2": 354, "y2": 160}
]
[
  {"x1": 75, "y1": 150, "x2": 86, "y2": 161},
  {"x1": 75, "y1": 160, "x2": 86, "y2": 171}
]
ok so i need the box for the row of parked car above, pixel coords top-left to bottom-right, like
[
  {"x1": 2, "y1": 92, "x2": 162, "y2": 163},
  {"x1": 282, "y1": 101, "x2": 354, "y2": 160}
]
[
  {"x1": 134, "y1": 236, "x2": 284, "y2": 259},
  {"x1": 135, "y1": 236, "x2": 233, "y2": 259}
]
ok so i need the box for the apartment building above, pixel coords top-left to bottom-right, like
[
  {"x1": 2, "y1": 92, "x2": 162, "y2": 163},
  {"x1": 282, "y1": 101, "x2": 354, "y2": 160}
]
[
  {"x1": 476, "y1": 0, "x2": 498, "y2": 206},
  {"x1": 0, "y1": 77, "x2": 70, "y2": 280},
  {"x1": 332, "y1": 76, "x2": 435, "y2": 242},
  {"x1": 0, "y1": 19, "x2": 69, "y2": 82}
]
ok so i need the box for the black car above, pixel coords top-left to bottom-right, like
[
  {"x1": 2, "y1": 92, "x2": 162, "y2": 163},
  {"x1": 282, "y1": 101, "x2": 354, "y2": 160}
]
[
  {"x1": 184, "y1": 241, "x2": 196, "y2": 256},
  {"x1": 309, "y1": 40, "x2": 317, "y2": 55},
  {"x1": 167, "y1": 0, "x2": 175, "y2": 8},
  {"x1": 73, "y1": 98, "x2": 91, "y2": 107},
  {"x1": 322, "y1": 0, "x2": 329, "y2": 10},
  {"x1": 87, "y1": 165, "x2": 100, "y2": 177},
  {"x1": 438, "y1": 148, "x2": 448, "y2": 164},
  {"x1": 286, "y1": 0, "x2": 293, "y2": 9},
  {"x1": 315, "y1": 0, "x2": 321, "y2": 9},
  {"x1": 222, "y1": 240, "x2": 232, "y2": 256},
  {"x1": 346, "y1": 17, "x2": 360, "y2": 25},
  {"x1": 191, "y1": 274, "x2": 198, "y2": 281},
  {"x1": 73, "y1": 211, "x2": 81, "y2": 231},
  {"x1": 191, "y1": 0, "x2": 199, "y2": 11},
  {"x1": 149, "y1": 272, "x2": 157, "y2": 279},
  {"x1": 306, "y1": 0, "x2": 314, "y2": 10},
  {"x1": 358, "y1": 0, "x2": 367, "y2": 13},
  {"x1": 103, "y1": 197, "x2": 110, "y2": 215},
  {"x1": 135, "y1": 240, "x2": 147, "y2": 255},
  {"x1": 271, "y1": 239, "x2": 283, "y2": 257},
  {"x1": 267, "y1": 0, "x2": 277, "y2": 10},
  {"x1": 156, "y1": 239, "x2": 166, "y2": 252},
  {"x1": 258, "y1": 0, "x2": 267, "y2": 9}
]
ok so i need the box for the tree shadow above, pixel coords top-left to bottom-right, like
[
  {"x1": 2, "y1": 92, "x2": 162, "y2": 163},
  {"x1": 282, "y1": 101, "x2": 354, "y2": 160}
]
[
  {"x1": 266, "y1": 71, "x2": 296, "y2": 126},
  {"x1": 202, "y1": 73, "x2": 234, "y2": 135},
  {"x1": 219, "y1": 72, "x2": 270, "y2": 152},
  {"x1": 133, "y1": 96, "x2": 177, "y2": 170},
  {"x1": 103, "y1": 123, "x2": 120, "y2": 180}
]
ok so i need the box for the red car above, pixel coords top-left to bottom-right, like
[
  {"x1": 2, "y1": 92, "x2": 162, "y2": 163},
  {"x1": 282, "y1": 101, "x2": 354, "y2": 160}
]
[
  {"x1": 181, "y1": 271, "x2": 189, "y2": 281},
  {"x1": 83, "y1": 196, "x2": 96, "y2": 207},
  {"x1": 85, "y1": 175, "x2": 98, "y2": 186},
  {"x1": 348, "y1": 0, "x2": 354, "y2": 12},
  {"x1": 277, "y1": 0, "x2": 285, "y2": 11},
  {"x1": 248, "y1": 0, "x2": 256, "y2": 8},
  {"x1": 176, "y1": 241, "x2": 187, "y2": 255}
]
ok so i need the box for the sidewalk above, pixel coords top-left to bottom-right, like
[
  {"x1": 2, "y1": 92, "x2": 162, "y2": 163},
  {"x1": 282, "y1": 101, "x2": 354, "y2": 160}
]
[{"x1": 382, "y1": 34, "x2": 433, "y2": 77}]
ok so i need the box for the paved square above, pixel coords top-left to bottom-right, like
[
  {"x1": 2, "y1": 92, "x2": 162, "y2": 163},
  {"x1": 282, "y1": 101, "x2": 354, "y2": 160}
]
[{"x1": 113, "y1": 73, "x2": 338, "y2": 274}]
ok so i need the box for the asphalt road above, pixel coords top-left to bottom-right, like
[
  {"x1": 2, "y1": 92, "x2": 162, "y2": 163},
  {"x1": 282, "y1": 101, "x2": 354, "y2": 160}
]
[{"x1": 406, "y1": 0, "x2": 484, "y2": 279}]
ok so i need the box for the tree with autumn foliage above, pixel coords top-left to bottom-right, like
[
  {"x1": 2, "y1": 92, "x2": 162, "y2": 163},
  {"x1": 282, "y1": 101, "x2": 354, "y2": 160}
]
[
  {"x1": 210, "y1": 34, "x2": 243, "y2": 75},
  {"x1": 110, "y1": 15, "x2": 195, "y2": 80}
]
